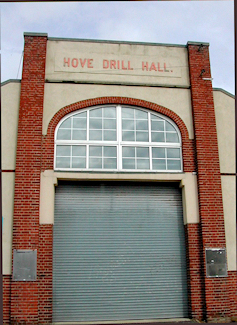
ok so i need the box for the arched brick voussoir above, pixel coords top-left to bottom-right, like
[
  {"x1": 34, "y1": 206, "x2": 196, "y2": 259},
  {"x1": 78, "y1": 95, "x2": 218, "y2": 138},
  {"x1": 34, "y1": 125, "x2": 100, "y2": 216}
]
[
  {"x1": 41, "y1": 97, "x2": 195, "y2": 172},
  {"x1": 47, "y1": 97, "x2": 190, "y2": 140}
]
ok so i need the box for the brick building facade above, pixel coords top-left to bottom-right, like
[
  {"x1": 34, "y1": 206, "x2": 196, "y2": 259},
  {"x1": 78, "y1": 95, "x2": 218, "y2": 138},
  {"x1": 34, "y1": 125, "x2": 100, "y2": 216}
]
[{"x1": 2, "y1": 33, "x2": 236, "y2": 324}]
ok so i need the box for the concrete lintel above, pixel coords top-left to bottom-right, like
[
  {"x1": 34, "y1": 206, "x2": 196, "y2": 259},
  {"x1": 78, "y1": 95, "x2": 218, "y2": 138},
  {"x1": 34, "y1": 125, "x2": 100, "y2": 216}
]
[
  {"x1": 187, "y1": 41, "x2": 209, "y2": 46},
  {"x1": 24, "y1": 32, "x2": 48, "y2": 37},
  {"x1": 39, "y1": 170, "x2": 199, "y2": 225}
]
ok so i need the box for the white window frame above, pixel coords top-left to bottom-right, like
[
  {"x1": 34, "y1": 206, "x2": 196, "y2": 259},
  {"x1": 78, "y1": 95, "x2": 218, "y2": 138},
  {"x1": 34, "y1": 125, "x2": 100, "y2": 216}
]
[{"x1": 54, "y1": 105, "x2": 183, "y2": 172}]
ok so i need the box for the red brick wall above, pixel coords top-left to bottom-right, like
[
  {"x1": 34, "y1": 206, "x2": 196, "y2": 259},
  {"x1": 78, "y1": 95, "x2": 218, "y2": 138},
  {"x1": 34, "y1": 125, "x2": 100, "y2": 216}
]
[
  {"x1": 10, "y1": 34, "x2": 47, "y2": 325},
  {"x1": 228, "y1": 271, "x2": 237, "y2": 318},
  {"x1": 185, "y1": 224, "x2": 205, "y2": 320},
  {"x1": 3, "y1": 275, "x2": 11, "y2": 324},
  {"x1": 41, "y1": 96, "x2": 196, "y2": 173},
  {"x1": 38, "y1": 225, "x2": 53, "y2": 324},
  {"x1": 187, "y1": 43, "x2": 230, "y2": 321}
]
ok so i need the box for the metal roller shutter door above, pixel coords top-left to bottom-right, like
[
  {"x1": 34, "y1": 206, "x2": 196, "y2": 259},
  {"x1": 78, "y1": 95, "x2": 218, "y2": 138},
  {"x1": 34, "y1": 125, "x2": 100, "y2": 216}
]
[{"x1": 53, "y1": 181, "x2": 188, "y2": 322}]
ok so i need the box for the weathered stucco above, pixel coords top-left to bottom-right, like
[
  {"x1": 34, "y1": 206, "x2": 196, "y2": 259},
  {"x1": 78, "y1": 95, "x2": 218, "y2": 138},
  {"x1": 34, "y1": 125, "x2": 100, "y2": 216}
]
[
  {"x1": 213, "y1": 90, "x2": 235, "y2": 174},
  {"x1": 1, "y1": 81, "x2": 21, "y2": 170},
  {"x1": 2, "y1": 172, "x2": 15, "y2": 274},
  {"x1": 43, "y1": 83, "x2": 193, "y2": 138},
  {"x1": 45, "y1": 40, "x2": 190, "y2": 87},
  {"x1": 221, "y1": 175, "x2": 236, "y2": 271}
]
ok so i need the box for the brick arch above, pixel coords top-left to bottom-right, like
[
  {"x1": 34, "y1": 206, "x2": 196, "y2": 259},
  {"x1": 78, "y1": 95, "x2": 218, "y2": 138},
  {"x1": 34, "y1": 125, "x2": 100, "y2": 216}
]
[{"x1": 41, "y1": 97, "x2": 196, "y2": 172}]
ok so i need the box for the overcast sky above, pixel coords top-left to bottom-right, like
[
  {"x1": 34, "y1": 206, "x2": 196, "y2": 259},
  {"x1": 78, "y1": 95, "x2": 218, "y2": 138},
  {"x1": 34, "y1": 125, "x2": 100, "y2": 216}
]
[{"x1": 1, "y1": 1, "x2": 234, "y2": 95}]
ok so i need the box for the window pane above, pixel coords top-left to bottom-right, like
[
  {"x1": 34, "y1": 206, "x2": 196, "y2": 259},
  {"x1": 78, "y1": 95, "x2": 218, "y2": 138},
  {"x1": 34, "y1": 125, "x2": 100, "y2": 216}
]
[
  {"x1": 60, "y1": 118, "x2": 71, "y2": 129},
  {"x1": 104, "y1": 158, "x2": 117, "y2": 169},
  {"x1": 151, "y1": 120, "x2": 164, "y2": 131},
  {"x1": 167, "y1": 160, "x2": 181, "y2": 170},
  {"x1": 137, "y1": 159, "x2": 150, "y2": 170},
  {"x1": 151, "y1": 132, "x2": 165, "y2": 142},
  {"x1": 136, "y1": 131, "x2": 149, "y2": 142},
  {"x1": 122, "y1": 119, "x2": 134, "y2": 130},
  {"x1": 166, "y1": 133, "x2": 179, "y2": 143},
  {"x1": 72, "y1": 130, "x2": 86, "y2": 140},
  {"x1": 72, "y1": 157, "x2": 86, "y2": 168},
  {"x1": 89, "y1": 118, "x2": 102, "y2": 129},
  {"x1": 56, "y1": 145, "x2": 71, "y2": 157},
  {"x1": 90, "y1": 108, "x2": 102, "y2": 117},
  {"x1": 151, "y1": 114, "x2": 161, "y2": 120},
  {"x1": 152, "y1": 159, "x2": 166, "y2": 170},
  {"x1": 104, "y1": 146, "x2": 117, "y2": 157},
  {"x1": 152, "y1": 147, "x2": 165, "y2": 158},
  {"x1": 166, "y1": 121, "x2": 176, "y2": 132},
  {"x1": 104, "y1": 107, "x2": 116, "y2": 118},
  {"x1": 72, "y1": 146, "x2": 86, "y2": 156},
  {"x1": 122, "y1": 131, "x2": 135, "y2": 141},
  {"x1": 123, "y1": 147, "x2": 135, "y2": 158},
  {"x1": 167, "y1": 148, "x2": 180, "y2": 158},
  {"x1": 89, "y1": 130, "x2": 102, "y2": 140},
  {"x1": 137, "y1": 147, "x2": 149, "y2": 158},
  {"x1": 73, "y1": 118, "x2": 86, "y2": 129},
  {"x1": 104, "y1": 130, "x2": 117, "y2": 141},
  {"x1": 104, "y1": 119, "x2": 116, "y2": 130},
  {"x1": 136, "y1": 120, "x2": 148, "y2": 131},
  {"x1": 57, "y1": 129, "x2": 71, "y2": 140},
  {"x1": 135, "y1": 110, "x2": 147, "y2": 119},
  {"x1": 122, "y1": 107, "x2": 134, "y2": 119},
  {"x1": 89, "y1": 146, "x2": 102, "y2": 157},
  {"x1": 89, "y1": 158, "x2": 102, "y2": 168},
  {"x1": 123, "y1": 158, "x2": 135, "y2": 169},
  {"x1": 74, "y1": 112, "x2": 86, "y2": 118},
  {"x1": 56, "y1": 157, "x2": 70, "y2": 168}
]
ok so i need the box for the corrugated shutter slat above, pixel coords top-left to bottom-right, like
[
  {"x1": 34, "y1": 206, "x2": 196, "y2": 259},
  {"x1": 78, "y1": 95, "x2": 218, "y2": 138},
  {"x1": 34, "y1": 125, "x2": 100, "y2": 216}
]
[{"x1": 53, "y1": 182, "x2": 188, "y2": 323}]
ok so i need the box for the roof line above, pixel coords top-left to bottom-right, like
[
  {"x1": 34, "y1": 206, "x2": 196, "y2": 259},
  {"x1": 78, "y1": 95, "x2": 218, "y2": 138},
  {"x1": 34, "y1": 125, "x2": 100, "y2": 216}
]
[
  {"x1": 213, "y1": 88, "x2": 235, "y2": 98},
  {"x1": 1, "y1": 79, "x2": 21, "y2": 86},
  {"x1": 47, "y1": 36, "x2": 187, "y2": 48}
]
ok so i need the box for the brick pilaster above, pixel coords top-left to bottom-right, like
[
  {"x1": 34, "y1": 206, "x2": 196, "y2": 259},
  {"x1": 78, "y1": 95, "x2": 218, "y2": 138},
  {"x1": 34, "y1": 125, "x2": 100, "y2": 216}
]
[
  {"x1": 185, "y1": 224, "x2": 205, "y2": 320},
  {"x1": 187, "y1": 42, "x2": 230, "y2": 321},
  {"x1": 10, "y1": 33, "x2": 47, "y2": 324}
]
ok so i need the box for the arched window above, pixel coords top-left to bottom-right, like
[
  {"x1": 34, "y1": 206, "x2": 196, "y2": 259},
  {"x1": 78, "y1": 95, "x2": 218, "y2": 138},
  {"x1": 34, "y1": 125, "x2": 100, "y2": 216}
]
[{"x1": 54, "y1": 105, "x2": 182, "y2": 172}]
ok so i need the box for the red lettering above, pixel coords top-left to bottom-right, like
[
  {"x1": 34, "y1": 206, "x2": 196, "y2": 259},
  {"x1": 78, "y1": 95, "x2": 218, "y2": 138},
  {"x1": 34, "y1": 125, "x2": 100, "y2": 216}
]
[
  {"x1": 142, "y1": 62, "x2": 148, "y2": 71},
  {"x1": 117, "y1": 60, "x2": 120, "y2": 69},
  {"x1": 72, "y1": 58, "x2": 78, "y2": 68},
  {"x1": 158, "y1": 63, "x2": 163, "y2": 72},
  {"x1": 128, "y1": 61, "x2": 133, "y2": 70},
  {"x1": 64, "y1": 57, "x2": 70, "y2": 67},
  {"x1": 122, "y1": 60, "x2": 127, "y2": 70},
  {"x1": 149, "y1": 62, "x2": 157, "y2": 71},
  {"x1": 80, "y1": 59, "x2": 87, "y2": 68},
  {"x1": 110, "y1": 60, "x2": 116, "y2": 69},
  {"x1": 164, "y1": 63, "x2": 169, "y2": 72},
  {"x1": 103, "y1": 60, "x2": 109, "y2": 69},
  {"x1": 87, "y1": 59, "x2": 93, "y2": 68}
]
